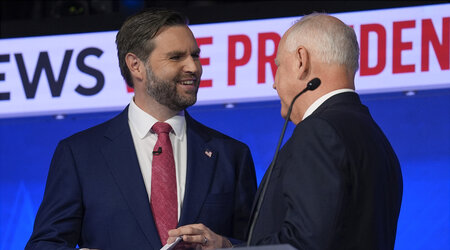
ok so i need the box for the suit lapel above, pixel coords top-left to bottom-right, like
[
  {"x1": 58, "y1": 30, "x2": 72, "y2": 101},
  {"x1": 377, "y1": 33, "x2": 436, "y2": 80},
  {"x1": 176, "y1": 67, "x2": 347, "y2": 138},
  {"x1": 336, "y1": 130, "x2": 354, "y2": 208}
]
[
  {"x1": 179, "y1": 113, "x2": 218, "y2": 226},
  {"x1": 101, "y1": 107, "x2": 161, "y2": 249}
]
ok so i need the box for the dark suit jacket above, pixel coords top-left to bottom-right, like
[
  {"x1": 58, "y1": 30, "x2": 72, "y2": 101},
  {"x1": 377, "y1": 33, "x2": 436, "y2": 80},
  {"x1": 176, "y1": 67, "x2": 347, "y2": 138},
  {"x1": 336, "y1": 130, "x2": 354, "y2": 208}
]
[
  {"x1": 26, "y1": 107, "x2": 257, "y2": 250},
  {"x1": 249, "y1": 92, "x2": 403, "y2": 250}
]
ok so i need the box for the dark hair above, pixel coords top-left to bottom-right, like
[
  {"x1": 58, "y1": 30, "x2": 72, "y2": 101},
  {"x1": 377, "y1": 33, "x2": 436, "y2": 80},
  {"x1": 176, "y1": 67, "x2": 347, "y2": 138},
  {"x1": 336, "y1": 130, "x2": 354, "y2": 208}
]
[{"x1": 116, "y1": 8, "x2": 188, "y2": 87}]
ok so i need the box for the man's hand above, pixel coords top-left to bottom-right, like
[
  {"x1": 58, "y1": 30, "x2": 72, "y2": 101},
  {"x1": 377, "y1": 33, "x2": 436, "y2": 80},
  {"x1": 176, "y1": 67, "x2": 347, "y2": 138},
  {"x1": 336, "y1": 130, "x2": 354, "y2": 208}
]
[{"x1": 168, "y1": 223, "x2": 232, "y2": 249}]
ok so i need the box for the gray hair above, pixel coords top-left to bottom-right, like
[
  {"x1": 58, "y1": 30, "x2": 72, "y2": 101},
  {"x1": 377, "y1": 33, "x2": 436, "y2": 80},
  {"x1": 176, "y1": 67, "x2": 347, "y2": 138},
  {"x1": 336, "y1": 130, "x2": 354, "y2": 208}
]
[{"x1": 285, "y1": 13, "x2": 359, "y2": 74}]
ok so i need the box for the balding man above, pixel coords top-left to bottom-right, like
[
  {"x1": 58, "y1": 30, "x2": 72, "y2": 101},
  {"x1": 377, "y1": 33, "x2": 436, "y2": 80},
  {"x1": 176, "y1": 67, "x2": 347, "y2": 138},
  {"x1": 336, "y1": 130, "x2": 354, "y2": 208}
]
[
  {"x1": 167, "y1": 13, "x2": 403, "y2": 250},
  {"x1": 247, "y1": 13, "x2": 403, "y2": 250}
]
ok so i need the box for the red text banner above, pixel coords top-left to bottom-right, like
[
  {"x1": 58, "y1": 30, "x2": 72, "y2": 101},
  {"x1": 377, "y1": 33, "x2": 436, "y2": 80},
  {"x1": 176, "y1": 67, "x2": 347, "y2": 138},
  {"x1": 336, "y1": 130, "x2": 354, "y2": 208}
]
[{"x1": 0, "y1": 4, "x2": 448, "y2": 118}]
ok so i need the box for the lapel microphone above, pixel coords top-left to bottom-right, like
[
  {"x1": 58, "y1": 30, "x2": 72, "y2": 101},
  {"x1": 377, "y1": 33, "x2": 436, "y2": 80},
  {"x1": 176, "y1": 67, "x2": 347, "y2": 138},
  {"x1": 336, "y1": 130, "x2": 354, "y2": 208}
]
[
  {"x1": 246, "y1": 77, "x2": 321, "y2": 246},
  {"x1": 152, "y1": 147, "x2": 162, "y2": 155}
]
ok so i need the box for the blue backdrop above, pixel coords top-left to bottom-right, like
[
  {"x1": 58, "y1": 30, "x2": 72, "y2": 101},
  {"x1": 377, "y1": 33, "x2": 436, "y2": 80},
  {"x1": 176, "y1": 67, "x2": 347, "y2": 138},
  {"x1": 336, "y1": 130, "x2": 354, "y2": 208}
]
[{"x1": 0, "y1": 88, "x2": 449, "y2": 249}]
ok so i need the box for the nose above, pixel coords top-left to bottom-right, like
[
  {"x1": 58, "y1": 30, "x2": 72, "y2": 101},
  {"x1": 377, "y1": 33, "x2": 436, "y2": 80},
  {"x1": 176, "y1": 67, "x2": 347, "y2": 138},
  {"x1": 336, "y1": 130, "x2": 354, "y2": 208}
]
[
  {"x1": 184, "y1": 56, "x2": 201, "y2": 75},
  {"x1": 273, "y1": 70, "x2": 279, "y2": 90}
]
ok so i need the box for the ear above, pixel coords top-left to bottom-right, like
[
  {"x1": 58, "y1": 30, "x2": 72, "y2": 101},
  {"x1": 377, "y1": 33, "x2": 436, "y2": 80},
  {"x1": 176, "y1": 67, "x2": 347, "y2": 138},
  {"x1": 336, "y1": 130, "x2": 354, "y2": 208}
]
[
  {"x1": 296, "y1": 46, "x2": 310, "y2": 80},
  {"x1": 125, "y1": 52, "x2": 145, "y2": 83}
]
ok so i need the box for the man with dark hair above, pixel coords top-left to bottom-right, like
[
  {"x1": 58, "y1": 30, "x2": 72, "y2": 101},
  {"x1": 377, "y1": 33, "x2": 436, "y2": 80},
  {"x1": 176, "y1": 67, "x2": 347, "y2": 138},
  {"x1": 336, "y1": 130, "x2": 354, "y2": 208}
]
[{"x1": 26, "y1": 9, "x2": 256, "y2": 250}]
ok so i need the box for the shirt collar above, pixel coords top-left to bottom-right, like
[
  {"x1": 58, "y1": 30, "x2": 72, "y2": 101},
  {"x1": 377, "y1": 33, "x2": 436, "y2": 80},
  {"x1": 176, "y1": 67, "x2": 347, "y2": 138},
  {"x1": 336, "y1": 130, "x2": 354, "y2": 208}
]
[
  {"x1": 128, "y1": 98, "x2": 186, "y2": 140},
  {"x1": 302, "y1": 89, "x2": 355, "y2": 120}
]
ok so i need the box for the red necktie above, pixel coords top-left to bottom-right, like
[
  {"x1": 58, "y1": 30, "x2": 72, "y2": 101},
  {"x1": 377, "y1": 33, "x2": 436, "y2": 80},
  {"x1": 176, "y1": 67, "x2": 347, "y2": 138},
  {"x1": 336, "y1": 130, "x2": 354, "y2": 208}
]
[{"x1": 151, "y1": 122, "x2": 178, "y2": 245}]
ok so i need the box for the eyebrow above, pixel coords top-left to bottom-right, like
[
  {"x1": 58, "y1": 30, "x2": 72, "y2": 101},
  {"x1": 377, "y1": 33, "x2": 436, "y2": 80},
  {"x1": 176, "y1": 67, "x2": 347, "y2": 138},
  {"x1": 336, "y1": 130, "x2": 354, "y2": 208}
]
[
  {"x1": 167, "y1": 50, "x2": 185, "y2": 57},
  {"x1": 167, "y1": 48, "x2": 201, "y2": 57},
  {"x1": 193, "y1": 48, "x2": 201, "y2": 54}
]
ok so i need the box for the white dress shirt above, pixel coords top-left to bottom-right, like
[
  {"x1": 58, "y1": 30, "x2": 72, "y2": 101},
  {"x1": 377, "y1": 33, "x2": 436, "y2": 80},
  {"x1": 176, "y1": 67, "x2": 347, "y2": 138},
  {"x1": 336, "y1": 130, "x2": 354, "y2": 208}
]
[
  {"x1": 128, "y1": 99, "x2": 187, "y2": 220},
  {"x1": 302, "y1": 89, "x2": 355, "y2": 121}
]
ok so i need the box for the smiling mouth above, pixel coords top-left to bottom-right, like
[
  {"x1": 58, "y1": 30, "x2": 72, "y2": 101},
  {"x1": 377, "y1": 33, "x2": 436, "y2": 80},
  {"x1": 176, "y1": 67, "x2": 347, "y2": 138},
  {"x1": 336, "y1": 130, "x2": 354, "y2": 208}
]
[
  {"x1": 179, "y1": 80, "x2": 195, "y2": 85},
  {"x1": 178, "y1": 78, "x2": 199, "y2": 87}
]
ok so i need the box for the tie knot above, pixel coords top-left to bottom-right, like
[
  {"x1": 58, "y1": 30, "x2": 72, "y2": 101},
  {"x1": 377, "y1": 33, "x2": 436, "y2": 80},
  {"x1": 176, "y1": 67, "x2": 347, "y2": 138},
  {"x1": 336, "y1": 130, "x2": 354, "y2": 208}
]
[{"x1": 152, "y1": 122, "x2": 172, "y2": 135}]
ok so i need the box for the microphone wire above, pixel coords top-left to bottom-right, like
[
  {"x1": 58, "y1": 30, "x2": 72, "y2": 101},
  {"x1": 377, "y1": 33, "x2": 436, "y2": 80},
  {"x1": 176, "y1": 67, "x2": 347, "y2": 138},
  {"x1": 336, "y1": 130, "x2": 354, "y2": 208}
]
[{"x1": 246, "y1": 78, "x2": 321, "y2": 246}]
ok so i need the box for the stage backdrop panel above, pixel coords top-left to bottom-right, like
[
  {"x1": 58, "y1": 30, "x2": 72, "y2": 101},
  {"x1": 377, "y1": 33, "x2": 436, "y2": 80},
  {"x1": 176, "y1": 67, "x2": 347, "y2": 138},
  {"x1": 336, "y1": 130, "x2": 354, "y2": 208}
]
[
  {"x1": 0, "y1": 89, "x2": 449, "y2": 250},
  {"x1": 0, "y1": 4, "x2": 449, "y2": 118}
]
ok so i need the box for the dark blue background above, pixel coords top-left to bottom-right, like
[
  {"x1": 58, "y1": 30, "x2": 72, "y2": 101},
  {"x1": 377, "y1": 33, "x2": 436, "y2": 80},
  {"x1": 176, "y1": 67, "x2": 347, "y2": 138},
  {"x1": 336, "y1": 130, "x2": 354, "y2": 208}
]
[{"x1": 0, "y1": 88, "x2": 449, "y2": 249}]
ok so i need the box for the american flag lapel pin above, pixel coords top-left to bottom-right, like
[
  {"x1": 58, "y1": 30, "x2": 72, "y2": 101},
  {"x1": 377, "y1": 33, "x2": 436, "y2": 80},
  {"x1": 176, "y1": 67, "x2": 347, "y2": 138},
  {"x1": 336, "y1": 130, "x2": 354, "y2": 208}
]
[{"x1": 205, "y1": 149, "x2": 213, "y2": 158}]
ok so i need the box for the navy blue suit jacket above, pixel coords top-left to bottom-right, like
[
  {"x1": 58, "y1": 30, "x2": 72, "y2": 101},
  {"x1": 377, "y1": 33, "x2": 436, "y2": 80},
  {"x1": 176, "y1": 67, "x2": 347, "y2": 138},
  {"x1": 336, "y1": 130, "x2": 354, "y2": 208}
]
[
  {"x1": 249, "y1": 92, "x2": 403, "y2": 250},
  {"x1": 26, "y1": 107, "x2": 257, "y2": 250}
]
